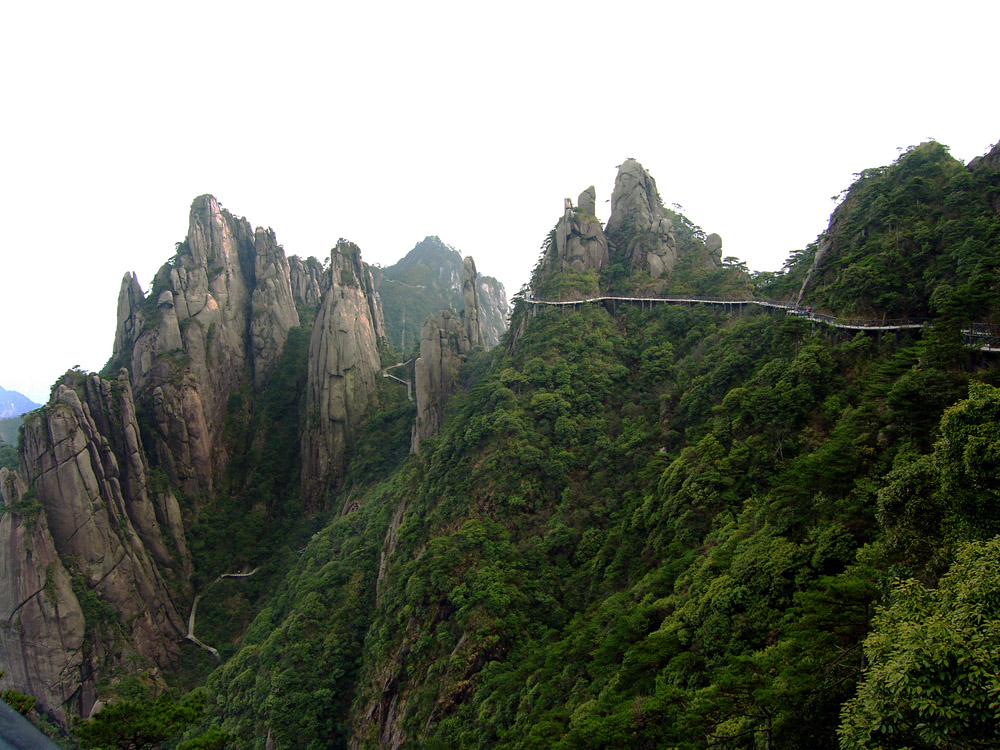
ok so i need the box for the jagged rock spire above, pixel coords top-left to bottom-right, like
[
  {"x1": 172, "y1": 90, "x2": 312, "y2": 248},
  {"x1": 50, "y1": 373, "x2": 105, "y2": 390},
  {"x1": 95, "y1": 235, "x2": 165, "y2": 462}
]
[
  {"x1": 606, "y1": 158, "x2": 677, "y2": 281},
  {"x1": 411, "y1": 253, "x2": 488, "y2": 453},
  {"x1": 111, "y1": 195, "x2": 300, "y2": 495},
  {"x1": 461, "y1": 256, "x2": 484, "y2": 348},
  {"x1": 300, "y1": 240, "x2": 384, "y2": 507}
]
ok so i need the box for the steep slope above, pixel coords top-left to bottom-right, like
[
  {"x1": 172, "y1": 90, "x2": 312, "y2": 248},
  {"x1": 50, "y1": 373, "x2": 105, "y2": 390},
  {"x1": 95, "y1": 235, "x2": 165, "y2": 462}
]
[
  {"x1": 196, "y1": 148, "x2": 1000, "y2": 750},
  {"x1": 790, "y1": 140, "x2": 1000, "y2": 321},
  {"x1": 375, "y1": 237, "x2": 508, "y2": 352},
  {"x1": 111, "y1": 195, "x2": 300, "y2": 496},
  {"x1": 1, "y1": 370, "x2": 190, "y2": 721}
]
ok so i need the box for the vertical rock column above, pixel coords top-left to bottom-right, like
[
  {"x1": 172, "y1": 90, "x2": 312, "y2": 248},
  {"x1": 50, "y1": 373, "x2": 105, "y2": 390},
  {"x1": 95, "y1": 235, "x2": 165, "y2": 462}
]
[
  {"x1": 411, "y1": 254, "x2": 488, "y2": 452},
  {"x1": 300, "y1": 240, "x2": 384, "y2": 508},
  {"x1": 111, "y1": 195, "x2": 300, "y2": 496},
  {"x1": 605, "y1": 159, "x2": 677, "y2": 283},
  {"x1": 461, "y1": 256, "x2": 485, "y2": 349}
]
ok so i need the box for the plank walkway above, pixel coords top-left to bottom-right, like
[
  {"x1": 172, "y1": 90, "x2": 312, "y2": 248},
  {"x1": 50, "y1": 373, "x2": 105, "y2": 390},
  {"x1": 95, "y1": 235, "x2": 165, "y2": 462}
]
[{"x1": 522, "y1": 295, "x2": 999, "y2": 349}]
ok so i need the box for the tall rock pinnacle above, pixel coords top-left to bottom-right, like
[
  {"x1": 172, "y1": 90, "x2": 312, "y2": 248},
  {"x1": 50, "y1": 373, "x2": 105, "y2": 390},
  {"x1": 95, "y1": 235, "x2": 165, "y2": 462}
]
[
  {"x1": 300, "y1": 240, "x2": 385, "y2": 507},
  {"x1": 410, "y1": 254, "x2": 487, "y2": 453},
  {"x1": 461, "y1": 256, "x2": 485, "y2": 349},
  {"x1": 542, "y1": 189, "x2": 610, "y2": 279},
  {"x1": 605, "y1": 158, "x2": 677, "y2": 282},
  {"x1": 111, "y1": 195, "x2": 300, "y2": 495}
]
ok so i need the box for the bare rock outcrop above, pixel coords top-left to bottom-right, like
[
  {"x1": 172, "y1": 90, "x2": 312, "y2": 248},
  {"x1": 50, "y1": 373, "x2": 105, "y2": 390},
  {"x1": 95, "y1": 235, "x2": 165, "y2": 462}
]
[
  {"x1": 289, "y1": 255, "x2": 327, "y2": 309},
  {"x1": 410, "y1": 252, "x2": 489, "y2": 452},
  {"x1": 705, "y1": 233, "x2": 723, "y2": 266},
  {"x1": 606, "y1": 158, "x2": 677, "y2": 282},
  {"x1": 3, "y1": 370, "x2": 190, "y2": 719},
  {"x1": 301, "y1": 240, "x2": 384, "y2": 507},
  {"x1": 0, "y1": 468, "x2": 85, "y2": 724},
  {"x1": 112, "y1": 195, "x2": 299, "y2": 495},
  {"x1": 477, "y1": 275, "x2": 509, "y2": 349},
  {"x1": 461, "y1": 256, "x2": 485, "y2": 349},
  {"x1": 252, "y1": 227, "x2": 300, "y2": 388},
  {"x1": 411, "y1": 311, "x2": 469, "y2": 453},
  {"x1": 543, "y1": 193, "x2": 610, "y2": 277}
]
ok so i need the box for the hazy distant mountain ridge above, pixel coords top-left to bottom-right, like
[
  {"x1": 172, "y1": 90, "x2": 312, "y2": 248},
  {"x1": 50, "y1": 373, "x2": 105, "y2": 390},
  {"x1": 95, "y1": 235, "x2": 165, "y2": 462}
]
[
  {"x1": 0, "y1": 386, "x2": 40, "y2": 419},
  {"x1": 375, "y1": 236, "x2": 509, "y2": 353}
]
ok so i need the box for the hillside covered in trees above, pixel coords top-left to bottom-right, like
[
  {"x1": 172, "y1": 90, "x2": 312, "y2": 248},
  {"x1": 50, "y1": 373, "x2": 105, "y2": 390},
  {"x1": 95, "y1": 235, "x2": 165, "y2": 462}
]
[{"x1": 3, "y1": 141, "x2": 1000, "y2": 749}]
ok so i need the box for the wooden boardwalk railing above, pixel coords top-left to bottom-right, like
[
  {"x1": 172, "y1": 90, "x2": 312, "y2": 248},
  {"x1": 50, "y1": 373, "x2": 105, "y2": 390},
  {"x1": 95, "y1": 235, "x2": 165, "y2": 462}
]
[{"x1": 521, "y1": 295, "x2": 999, "y2": 349}]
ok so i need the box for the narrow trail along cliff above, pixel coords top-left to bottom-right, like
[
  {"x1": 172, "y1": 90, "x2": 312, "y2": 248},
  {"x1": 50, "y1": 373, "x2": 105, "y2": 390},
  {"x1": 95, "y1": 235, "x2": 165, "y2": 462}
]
[{"x1": 523, "y1": 294, "x2": 1000, "y2": 348}]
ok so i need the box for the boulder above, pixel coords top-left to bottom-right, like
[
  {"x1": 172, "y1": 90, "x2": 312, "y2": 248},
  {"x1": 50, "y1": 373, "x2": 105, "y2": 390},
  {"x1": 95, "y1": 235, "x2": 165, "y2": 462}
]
[{"x1": 705, "y1": 233, "x2": 723, "y2": 266}]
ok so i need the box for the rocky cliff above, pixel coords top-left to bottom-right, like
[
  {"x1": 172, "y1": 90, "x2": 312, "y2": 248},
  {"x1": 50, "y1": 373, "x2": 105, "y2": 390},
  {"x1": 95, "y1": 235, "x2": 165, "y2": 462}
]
[
  {"x1": 1, "y1": 370, "x2": 190, "y2": 720},
  {"x1": 605, "y1": 158, "x2": 679, "y2": 283},
  {"x1": 410, "y1": 256, "x2": 485, "y2": 453},
  {"x1": 546, "y1": 188, "x2": 610, "y2": 277},
  {"x1": 0, "y1": 467, "x2": 84, "y2": 725},
  {"x1": 289, "y1": 255, "x2": 327, "y2": 310},
  {"x1": 301, "y1": 240, "x2": 385, "y2": 507},
  {"x1": 461, "y1": 256, "x2": 485, "y2": 348},
  {"x1": 111, "y1": 195, "x2": 300, "y2": 495}
]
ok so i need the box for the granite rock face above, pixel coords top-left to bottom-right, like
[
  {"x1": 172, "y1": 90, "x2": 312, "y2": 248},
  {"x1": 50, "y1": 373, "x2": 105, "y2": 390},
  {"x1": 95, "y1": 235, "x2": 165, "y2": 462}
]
[
  {"x1": 252, "y1": 227, "x2": 301, "y2": 388},
  {"x1": 112, "y1": 195, "x2": 300, "y2": 495},
  {"x1": 410, "y1": 311, "x2": 470, "y2": 453},
  {"x1": 2, "y1": 371, "x2": 190, "y2": 720},
  {"x1": 705, "y1": 233, "x2": 723, "y2": 266},
  {"x1": 605, "y1": 158, "x2": 677, "y2": 282},
  {"x1": 301, "y1": 240, "x2": 384, "y2": 507},
  {"x1": 0, "y1": 468, "x2": 84, "y2": 724},
  {"x1": 289, "y1": 255, "x2": 327, "y2": 309},
  {"x1": 410, "y1": 252, "x2": 490, "y2": 452},
  {"x1": 476, "y1": 275, "x2": 510, "y2": 349},
  {"x1": 461, "y1": 256, "x2": 484, "y2": 349},
  {"x1": 542, "y1": 195, "x2": 610, "y2": 278}
]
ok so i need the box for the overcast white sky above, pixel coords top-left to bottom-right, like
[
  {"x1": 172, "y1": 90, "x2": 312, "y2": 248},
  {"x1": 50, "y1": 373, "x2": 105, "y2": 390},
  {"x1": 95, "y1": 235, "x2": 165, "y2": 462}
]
[{"x1": 2, "y1": 1, "x2": 998, "y2": 403}]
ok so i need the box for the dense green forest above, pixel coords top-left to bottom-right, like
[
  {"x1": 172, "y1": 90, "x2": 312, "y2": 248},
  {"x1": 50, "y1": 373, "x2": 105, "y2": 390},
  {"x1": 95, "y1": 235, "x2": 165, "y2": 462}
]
[{"x1": 41, "y1": 141, "x2": 1000, "y2": 748}]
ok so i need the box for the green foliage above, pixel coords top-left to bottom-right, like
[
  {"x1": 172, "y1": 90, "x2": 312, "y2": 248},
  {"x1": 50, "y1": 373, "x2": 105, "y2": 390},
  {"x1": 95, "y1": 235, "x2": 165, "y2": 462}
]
[
  {"x1": 840, "y1": 537, "x2": 1000, "y2": 748},
  {"x1": 6, "y1": 488, "x2": 43, "y2": 526},
  {"x1": 74, "y1": 688, "x2": 208, "y2": 750},
  {"x1": 71, "y1": 576, "x2": 119, "y2": 641},
  {"x1": 1, "y1": 688, "x2": 36, "y2": 715},
  {"x1": 187, "y1": 323, "x2": 313, "y2": 585},
  {"x1": 785, "y1": 141, "x2": 1000, "y2": 321},
  {"x1": 158, "y1": 148, "x2": 1000, "y2": 747}
]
